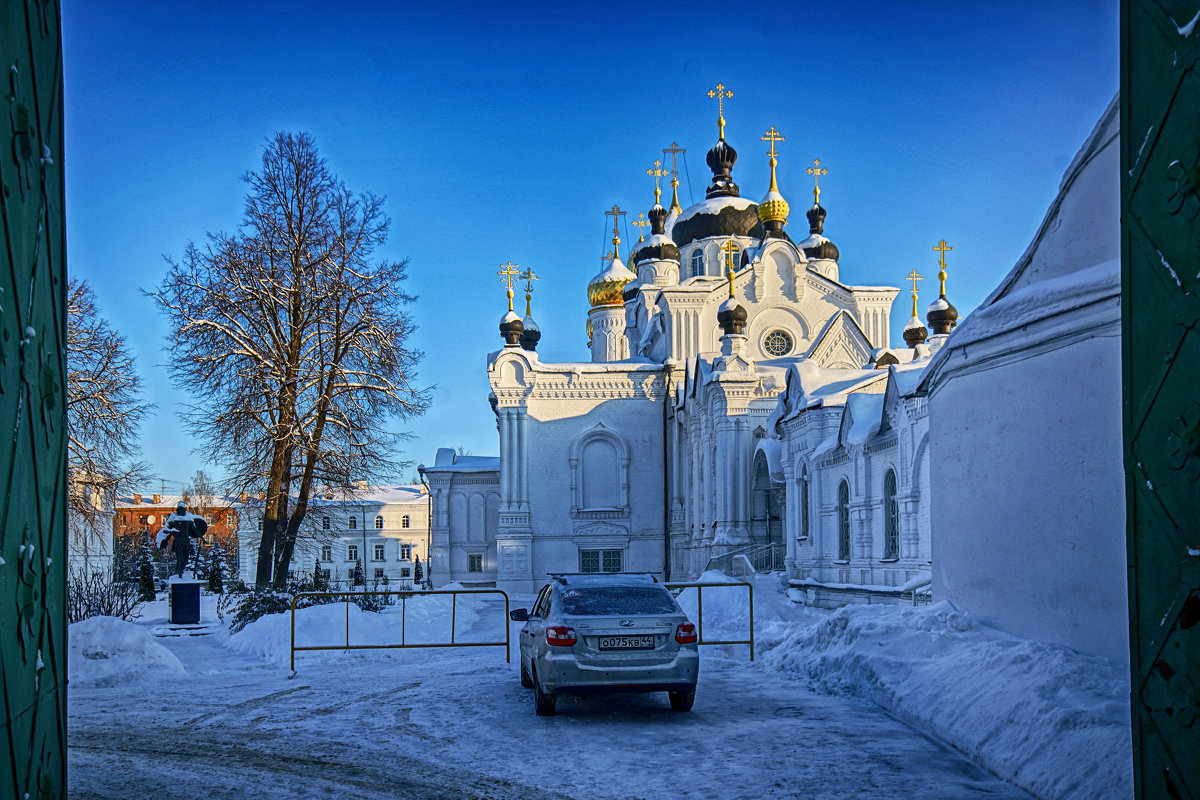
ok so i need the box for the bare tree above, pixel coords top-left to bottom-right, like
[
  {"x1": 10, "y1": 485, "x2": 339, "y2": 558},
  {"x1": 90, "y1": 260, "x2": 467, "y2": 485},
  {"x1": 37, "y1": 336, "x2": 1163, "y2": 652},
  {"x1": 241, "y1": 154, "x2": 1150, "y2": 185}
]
[
  {"x1": 66, "y1": 278, "x2": 150, "y2": 551},
  {"x1": 151, "y1": 132, "x2": 429, "y2": 588}
]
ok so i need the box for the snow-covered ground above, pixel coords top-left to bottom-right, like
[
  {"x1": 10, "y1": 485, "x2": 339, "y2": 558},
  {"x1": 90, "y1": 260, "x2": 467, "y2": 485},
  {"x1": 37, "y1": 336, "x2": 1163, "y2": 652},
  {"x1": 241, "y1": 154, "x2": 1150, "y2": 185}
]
[{"x1": 67, "y1": 574, "x2": 1131, "y2": 800}]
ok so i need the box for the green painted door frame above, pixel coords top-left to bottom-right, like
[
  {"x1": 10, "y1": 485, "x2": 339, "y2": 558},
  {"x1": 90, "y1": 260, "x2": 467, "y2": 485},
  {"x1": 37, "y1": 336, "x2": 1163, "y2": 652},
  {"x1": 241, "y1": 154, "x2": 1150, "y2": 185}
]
[
  {"x1": 0, "y1": 1, "x2": 68, "y2": 798},
  {"x1": 1122, "y1": 1, "x2": 1200, "y2": 797}
]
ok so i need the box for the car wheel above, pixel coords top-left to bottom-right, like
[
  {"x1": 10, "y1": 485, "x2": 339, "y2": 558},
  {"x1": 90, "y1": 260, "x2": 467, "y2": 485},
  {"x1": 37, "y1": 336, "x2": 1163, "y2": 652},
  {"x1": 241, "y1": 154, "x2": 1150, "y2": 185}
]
[
  {"x1": 533, "y1": 668, "x2": 556, "y2": 716},
  {"x1": 668, "y1": 690, "x2": 695, "y2": 712},
  {"x1": 520, "y1": 658, "x2": 534, "y2": 688}
]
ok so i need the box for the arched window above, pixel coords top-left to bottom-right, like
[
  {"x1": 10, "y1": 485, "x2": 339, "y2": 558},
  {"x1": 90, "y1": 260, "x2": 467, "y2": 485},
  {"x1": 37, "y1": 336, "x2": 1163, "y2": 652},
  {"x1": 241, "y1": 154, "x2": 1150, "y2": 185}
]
[
  {"x1": 374, "y1": 515, "x2": 384, "y2": 529},
  {"x1": 401, "y1": 515, "x2": 410, "y2": 529},
  {"x1": 581, "y1": 438, "x2": 619, "y2": 508},
  {"x1": 690, "y1": 248, "x2": 704, "y2": 278},
  {"x1": 884, "y1": 469, "x2": 899, "y2": 560},
  {"x1": 322, "y1": 516, "x2": 330, "y2": 530},
  {"x1": 800, "y1": 465, "x2": 810, "y2": 539},
  {"x1": 837, "y1": 480, "x2": 851, "y2": 560},
  {"x1": 348, "y1": 516, "x2": 356, "y2": 529}
]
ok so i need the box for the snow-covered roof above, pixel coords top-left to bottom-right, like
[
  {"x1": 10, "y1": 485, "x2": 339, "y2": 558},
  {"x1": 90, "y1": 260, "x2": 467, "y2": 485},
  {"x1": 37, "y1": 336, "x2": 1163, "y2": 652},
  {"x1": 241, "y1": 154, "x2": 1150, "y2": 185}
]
[
  {"x1": 421, "y1": 455, "x2": 499, "y2": 474},
  {"x1": 310, "y1": 485, "x2": 428, "y2": 507}
]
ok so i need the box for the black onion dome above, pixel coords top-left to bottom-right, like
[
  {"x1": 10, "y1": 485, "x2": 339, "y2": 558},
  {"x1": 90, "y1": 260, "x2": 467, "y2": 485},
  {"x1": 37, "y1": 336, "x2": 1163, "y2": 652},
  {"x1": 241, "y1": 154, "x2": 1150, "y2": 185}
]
[
  {"x1": 705, "y1": 137, "x2": 740, "y2": 198},
  {"x1": 717, "y1": 297, "x2": 748, "y2": 336},
  {"x1": 633, "y1": 205, "x2": 681, "y2": 263},
  {"x1": 800, "y1": 203, "x2": 840, "y2": 261},
  {"x1": 903, "y1": 317, "x2": 928, "y2": 348},
  {"x1": 649, "y1": 203, "x2": 668, "y2": 235},
  {"x1": 926, "y1": 295, "x2": 959, "y2": 335},
  {"x1": 499, "y1": 310, "x2": 524, "y2": 346},
  {"x1": 672, "y1": 202, "x2": 764, "y2": 249},
  {"x1": 520, "y1": 315, "x2": 541, "y2": 351}
]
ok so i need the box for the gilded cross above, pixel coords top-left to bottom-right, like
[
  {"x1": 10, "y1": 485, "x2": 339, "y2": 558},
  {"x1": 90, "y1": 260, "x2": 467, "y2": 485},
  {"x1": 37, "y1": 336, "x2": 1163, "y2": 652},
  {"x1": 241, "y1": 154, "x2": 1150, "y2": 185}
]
[
  {"x1": 632, "y1": 213, "x2": 649, "y2": 242},
  {"x1": 497, "y1": 262, "x2": 520, "y2": 312},
  {"x1": 907, "y1": 269, "x2": 923, "y2": 317},
  {"x1": 707, "y1": 83, "x2": 733, "y2": 139},
  {"x1": 721, "y1": 238, "x2": 740, "y2": 275},
  {"x1": 761, "y1": 126, "x2": 785, "y2": 158},
  {"x1": 605, "y1": 204, "x2": 626, "y2": 256},
  {"x1": 663, "y1": 141, "x2": 687, "y2": 213},
  {"x1": 646, "y1": 159, "x2": 668, "y2": 205},
  {"x1": 807, "y1": 159, "x2": 829, "y2": 205},
  {"x1": 933, "y1": 239, "x2": 952, "y2": 295}
]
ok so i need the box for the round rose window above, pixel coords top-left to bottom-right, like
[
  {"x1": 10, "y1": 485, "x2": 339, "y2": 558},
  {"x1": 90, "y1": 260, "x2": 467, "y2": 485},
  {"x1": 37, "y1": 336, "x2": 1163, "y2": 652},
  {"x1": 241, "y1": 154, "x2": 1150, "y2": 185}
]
[{"x1": 763, "y1": 329, "x2": 793, "y2": 357}]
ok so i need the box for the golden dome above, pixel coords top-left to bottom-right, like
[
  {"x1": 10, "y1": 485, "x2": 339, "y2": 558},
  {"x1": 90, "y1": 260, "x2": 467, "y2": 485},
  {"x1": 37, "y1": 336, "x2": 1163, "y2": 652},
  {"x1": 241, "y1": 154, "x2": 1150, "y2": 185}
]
[
  {"x1": 587, "y1": 255, "x2": 636, "y2": 307},
  {"x1": 757, "y1": 189, "x2": 790, "y2": 225}
]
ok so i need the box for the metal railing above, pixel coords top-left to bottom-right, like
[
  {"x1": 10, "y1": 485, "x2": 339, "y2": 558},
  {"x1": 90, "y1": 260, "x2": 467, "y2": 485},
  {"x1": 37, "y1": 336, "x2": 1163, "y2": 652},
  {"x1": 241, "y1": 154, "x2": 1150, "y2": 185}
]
[
  {"x1": 664, "y1": 581, "x2": 755, "y2": 661},
  {"x1": 704, "y1": 543, "x2": 786, "y2": 576},
  {"x1": 289, "y1": 588, "x2": 510, "y2": 672}
]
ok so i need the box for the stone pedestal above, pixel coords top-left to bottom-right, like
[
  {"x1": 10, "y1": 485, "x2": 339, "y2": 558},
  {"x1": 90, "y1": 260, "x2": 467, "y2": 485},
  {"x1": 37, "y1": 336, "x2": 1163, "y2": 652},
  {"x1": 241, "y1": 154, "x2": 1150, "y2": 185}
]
[{"x1": 168, "y1": 580, "x2": 203, "y2": 625}]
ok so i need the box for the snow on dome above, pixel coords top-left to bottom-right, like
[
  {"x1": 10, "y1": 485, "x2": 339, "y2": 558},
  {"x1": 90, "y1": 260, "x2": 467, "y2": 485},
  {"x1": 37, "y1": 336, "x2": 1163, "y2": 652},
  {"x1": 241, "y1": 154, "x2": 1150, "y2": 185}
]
[
  {"x1": 69, "y1": 616, "x2": 185, "y2": 687},
  {"x1": 675, "y1": 195, "x2": 757, "y2": 226},
  {"x1": 718, "y1": 295, "x2": 741, "y2": 313},
  {"x1": 500, "y1": 309, "x2": 521, "y2": 324},
  {"x1": 522, "y1": 313, "x2": 540, "y2": 332},
  {"x1": 904, "y1": 315, "x2": 925, "y2": 331},
  {"x1": 797, "y1": 233, "x2": 830, "y2": 251},
  {"x1": 928, "y1": 297, "x2": 951, "y2": 312},
  {"x1": 587, "y1": 255, "x2": 637, "y2": 307}
]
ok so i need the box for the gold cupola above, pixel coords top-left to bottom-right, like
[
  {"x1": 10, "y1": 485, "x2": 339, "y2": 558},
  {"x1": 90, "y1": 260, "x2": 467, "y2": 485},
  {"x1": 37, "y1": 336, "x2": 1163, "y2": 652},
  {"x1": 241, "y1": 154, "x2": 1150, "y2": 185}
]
[
  {"x1": 757, "y1": 126, "x2": 790, "y2": 234},
  {"x1": 587, "y1": 205, "x2": 637, "y2": 307}
]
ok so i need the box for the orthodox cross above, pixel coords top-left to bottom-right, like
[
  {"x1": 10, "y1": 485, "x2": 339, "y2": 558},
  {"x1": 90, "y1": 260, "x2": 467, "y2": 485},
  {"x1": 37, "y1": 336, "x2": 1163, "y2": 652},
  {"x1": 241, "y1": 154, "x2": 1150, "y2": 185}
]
[
  {"x1": 933, "y1": 239, "x2": 953, "y2": 295},
  {"x1": 663, "y1": 141, "x2": 687, "y2": 214},
  {"x1": 707, "y1": 82, "x2": 733, "y2": 139},
  {"x1": 907, "y1": 269, "x2": 924, "y2": 317},
  {"x1": 519, "y1": 267, "x2": 538, "y2": 316},
  {"x1": 720, "y1": 238, "x2": 740, "y2": 279},
  {"x1": 497, "y1": 262, "x2": 520, "y2": 312},
  {"x1": 646, "y1": 159, "x2": 668, "y2": 205},
  {"x1": 605, "y1": 204, "x2": 626, "y2": 258},
  {"x1": 632, "y1": 212, "x2": 649, "y2": 242},
  {"x1": 762, "y1": 126, "x2": 785, "y2": 190},
  {"x1": 807, "y1": 159, "x2": 828, "y2": 205}
]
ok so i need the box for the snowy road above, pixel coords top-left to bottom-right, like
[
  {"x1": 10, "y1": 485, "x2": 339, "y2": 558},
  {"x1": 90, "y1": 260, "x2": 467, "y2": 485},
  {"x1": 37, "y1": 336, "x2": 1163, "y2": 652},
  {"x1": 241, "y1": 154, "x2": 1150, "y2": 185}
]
[{"x1": 68, "y1": 590, "x2": 1034, "y2": 800}]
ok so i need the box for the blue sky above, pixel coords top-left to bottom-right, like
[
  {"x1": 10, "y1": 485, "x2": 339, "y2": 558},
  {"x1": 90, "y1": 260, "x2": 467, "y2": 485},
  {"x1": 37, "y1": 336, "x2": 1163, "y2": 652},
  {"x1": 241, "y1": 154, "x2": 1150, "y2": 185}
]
[{"x1": 63, "y1": 1, "x2": 1118, "y2": 492}]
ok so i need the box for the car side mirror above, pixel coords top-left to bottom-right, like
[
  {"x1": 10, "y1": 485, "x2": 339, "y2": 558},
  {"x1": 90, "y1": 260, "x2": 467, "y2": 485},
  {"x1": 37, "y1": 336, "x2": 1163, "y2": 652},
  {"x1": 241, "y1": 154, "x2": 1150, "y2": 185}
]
[{"x1": 509, "y1": 608, "x2": 529, "y2": 622}]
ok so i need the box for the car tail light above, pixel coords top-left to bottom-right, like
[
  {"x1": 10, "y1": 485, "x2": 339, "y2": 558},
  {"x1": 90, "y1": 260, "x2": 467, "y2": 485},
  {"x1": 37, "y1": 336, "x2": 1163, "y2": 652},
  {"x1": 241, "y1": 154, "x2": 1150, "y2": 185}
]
[
  {"x1": 676, "y1": 622, "x2": 698, "y2": 644},
  {"x1": 546, "y1": 625, "x2": 577, "y2": 647}
]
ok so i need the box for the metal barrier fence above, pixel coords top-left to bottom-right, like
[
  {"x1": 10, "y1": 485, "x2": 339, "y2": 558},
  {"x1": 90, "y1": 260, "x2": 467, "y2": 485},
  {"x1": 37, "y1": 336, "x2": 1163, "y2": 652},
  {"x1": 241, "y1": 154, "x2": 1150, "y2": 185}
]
[
  {"x1": 664, "y1": 581, "x2": 755, "y2": 661},
  {"x1": 289, "y1": 588, "x2": 510, "y2": 672}
]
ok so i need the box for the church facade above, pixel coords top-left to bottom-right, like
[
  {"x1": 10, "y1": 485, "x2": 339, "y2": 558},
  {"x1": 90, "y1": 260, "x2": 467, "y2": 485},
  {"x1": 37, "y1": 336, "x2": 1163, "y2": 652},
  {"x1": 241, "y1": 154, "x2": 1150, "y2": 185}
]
[{"x1": 424, "y1": 96, "x2": 955, "y2": 603}]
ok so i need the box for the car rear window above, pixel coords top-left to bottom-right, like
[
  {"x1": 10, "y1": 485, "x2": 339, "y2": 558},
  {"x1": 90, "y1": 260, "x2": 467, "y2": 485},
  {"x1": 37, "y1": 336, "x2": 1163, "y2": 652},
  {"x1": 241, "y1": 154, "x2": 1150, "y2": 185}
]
[{"x1": 559, "y1": 586, "x2": 678, "y2": 616}]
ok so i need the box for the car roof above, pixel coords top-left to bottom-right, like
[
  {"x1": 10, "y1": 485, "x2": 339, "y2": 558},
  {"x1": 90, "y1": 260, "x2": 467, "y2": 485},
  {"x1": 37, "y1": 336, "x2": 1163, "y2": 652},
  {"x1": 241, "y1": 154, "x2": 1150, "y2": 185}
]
[{"x1": 550, "y1": 572, "x2": 661, "y2": 588}]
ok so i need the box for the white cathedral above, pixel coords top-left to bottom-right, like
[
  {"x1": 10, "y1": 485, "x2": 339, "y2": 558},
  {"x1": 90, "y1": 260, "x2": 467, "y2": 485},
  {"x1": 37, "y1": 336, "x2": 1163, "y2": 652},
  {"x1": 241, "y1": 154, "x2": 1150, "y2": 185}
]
[
  {"x1": 422, "y1": 96, "x2": 956, "y2": 608},
  {"x1": 423, "y1": 94, "x2": 1127, "y2": 669}
]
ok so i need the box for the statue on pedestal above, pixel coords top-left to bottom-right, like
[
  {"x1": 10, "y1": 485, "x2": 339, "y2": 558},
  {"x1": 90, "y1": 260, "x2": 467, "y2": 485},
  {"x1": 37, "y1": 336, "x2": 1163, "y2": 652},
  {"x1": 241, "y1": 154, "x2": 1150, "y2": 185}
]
[{"x1": 156, "y1": 502, "x2": 208, "y2": 579}]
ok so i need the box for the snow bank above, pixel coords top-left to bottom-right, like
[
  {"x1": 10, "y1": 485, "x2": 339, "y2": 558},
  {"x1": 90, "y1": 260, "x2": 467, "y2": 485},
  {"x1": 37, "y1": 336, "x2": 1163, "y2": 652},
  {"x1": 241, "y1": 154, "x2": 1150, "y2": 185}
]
[
  {"x1": 223, "y1": 591, "x2": 488, "y2": 666},
  {"x1": 757, "y1": 601, "x2": 1132, "y2": 800},
  {"x1": 69, "y1": 616, "x2": 184, "y2": 687}
]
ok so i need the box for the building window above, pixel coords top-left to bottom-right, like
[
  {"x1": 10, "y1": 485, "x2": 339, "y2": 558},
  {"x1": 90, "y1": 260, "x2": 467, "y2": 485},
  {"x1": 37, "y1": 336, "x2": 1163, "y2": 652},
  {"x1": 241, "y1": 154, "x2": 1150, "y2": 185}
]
[
  {"x1": 884, "y1": 469, "x2": 900, "y2": 560},
  {"x1": 837, "y1": 480, "x2": 851, "y2": 561},
  {"x1": 349, "y1": 516, "x2": 356, "y2": 529},
  {"x1": 401, "y1": 515, "x2": 410, "y2": 529},
  {"x1": 374, "y1": 515, "x2": 384, "y2": 529},
  {"x1": 800, "y1": 465, "x2": 810, "y2": 539},
  {"x1": 400, "y1": 567, "x2": 411, "y2": 578},
  {"x1": 320, "y1": 545, "x2": 332, "y2": 561},
  {"x1": 468, "y1": 553, "x2": 483, "y2": 573},
  {"x1": 763, "y1": 329, "x2": 793, "y2": 357},
  {"x1": 205, "y1": 514, "x2": 216, "y2": 525},
  {"x1": 690, "y1": 248, "x2": 704, "y2": 278},
  {"x1": 322, "y1": 516, "x2": 331, "y2": 530},
  {"x1": 374, "y1": 567, "x2": 385, "y2": 581},
  {"x1": 320, "y1": 569, "x2": 331, "y2": 582},
  {"x1": 138, "y1": 514, "x2": 148, "y2": 524},
  {"x1": 347, "y1": 544, "x2": 359, "y2": 562},
  {"x1": 400, "y1": 543, "x2": 412, "y2": 560},
  {"x1": 373, "y1": 544, "x2": 385, "y2": 562},
  {"x1": 580, "y1": 549, "x2": 623, "y2": 573}
]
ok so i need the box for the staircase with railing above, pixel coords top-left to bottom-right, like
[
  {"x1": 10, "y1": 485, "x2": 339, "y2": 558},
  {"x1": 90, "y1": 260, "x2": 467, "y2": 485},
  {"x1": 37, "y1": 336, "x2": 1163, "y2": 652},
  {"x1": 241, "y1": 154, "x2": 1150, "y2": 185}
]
[{"x1": 704, "y1": 542, "x2": 786, "y2": 577}]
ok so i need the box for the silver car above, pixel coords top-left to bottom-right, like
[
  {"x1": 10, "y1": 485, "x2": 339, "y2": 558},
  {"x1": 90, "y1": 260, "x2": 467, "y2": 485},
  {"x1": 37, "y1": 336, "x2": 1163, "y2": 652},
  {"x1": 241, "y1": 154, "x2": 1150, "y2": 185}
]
[{"x1": 509, "y1": 573, "x2": 699, "y2": 716}]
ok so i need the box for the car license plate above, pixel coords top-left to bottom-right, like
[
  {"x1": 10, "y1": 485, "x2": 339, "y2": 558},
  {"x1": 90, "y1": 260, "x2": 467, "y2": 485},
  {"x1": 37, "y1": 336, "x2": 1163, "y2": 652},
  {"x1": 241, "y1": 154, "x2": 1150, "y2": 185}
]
[{"x1": 598, "y1": 635, "x2": 655, "y2": 650}]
